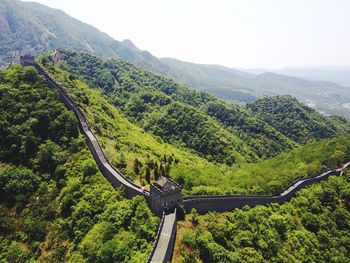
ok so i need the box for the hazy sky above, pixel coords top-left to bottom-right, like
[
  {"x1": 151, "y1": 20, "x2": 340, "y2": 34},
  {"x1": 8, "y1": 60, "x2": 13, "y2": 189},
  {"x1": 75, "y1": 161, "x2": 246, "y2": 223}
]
[{"x1": 22, "y1": 0, "x2": 350, "y2": 69}]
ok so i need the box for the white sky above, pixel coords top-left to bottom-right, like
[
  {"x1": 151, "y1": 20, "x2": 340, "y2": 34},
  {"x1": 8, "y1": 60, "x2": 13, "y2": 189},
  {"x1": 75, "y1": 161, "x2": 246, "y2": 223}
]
[{"x1": 22, "y1": 0, "x2": 350, "y2": 69}]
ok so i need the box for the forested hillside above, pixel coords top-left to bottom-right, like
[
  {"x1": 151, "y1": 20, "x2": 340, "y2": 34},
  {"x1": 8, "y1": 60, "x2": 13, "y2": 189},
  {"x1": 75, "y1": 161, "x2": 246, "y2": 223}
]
[
  {"x1": 247, "y1": 95, "x2": 350, "y2": 144},
  {"x1": 175, "y1": 174, "x2": 350, "y2": 262},
  {"x1": 47, "y1": 51, "x2": 350, "y2": 156},
  {"x1": 0, "y1": 66, "x2": 158, "y2": 262},
  {"x1": 34, "y1": 52, "x2": 350, "y2": 196}
]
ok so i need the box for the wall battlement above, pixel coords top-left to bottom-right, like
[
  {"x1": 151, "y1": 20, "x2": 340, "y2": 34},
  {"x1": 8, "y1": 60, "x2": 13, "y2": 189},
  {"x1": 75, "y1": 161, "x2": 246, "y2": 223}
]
[
  {"x1": 20, "y1": 55, "x2": 35, "y2": 66},
  {"x1": 149, "y1": 177, "x2": 183, "y2": 216}
]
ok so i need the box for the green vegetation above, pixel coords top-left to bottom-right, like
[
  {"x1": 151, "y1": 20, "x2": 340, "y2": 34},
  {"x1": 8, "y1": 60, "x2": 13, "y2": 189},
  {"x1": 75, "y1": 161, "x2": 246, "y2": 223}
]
[
  {"x1": 248, "y1": 95, "x2": 350, "y2": 144},
  {"x1": 38, "y1": 52, "x2": 350, "y2": 196},
  {"x1": 51, "y1": 51, "x2": 261, "y2": 163},
  {"x1": 175, "y1": 174, "x2": 350, "y2": 262},
  {"x1": 0, "y1": 66, "x2": 158, "y2": 262},
  {"x1": 47, "y1": 51, "x2": 301, "y2": 161},
  {"x1": 40, "y1": 58, "x2": 236, "y2": 192},
  {"x1": 174, "y1": 136, "x2": 350, "y2": 195}
]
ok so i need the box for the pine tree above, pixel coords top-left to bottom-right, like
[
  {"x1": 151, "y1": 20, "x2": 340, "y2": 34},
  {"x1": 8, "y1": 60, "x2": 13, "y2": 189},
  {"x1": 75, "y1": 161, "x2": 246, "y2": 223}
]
[
  {"x1": 149, "y1": 159, "x2": 154, "y2": 169},
  {"x1": 118, "y1": 151, "x2": 127, "y2": 168},
  {"x1": 165, "y1": 163, "x2": 170, "y2": 177},
  {"x1": 154, "y1": 162, "x2": 159, "y2": 181},
  {"x1": 160, "y1": 163, "x2": 165, "y2": 177},
  {"x1": 133, "y1": 158, "x2": 140, "y2": 175},
  {"x1": 145, "y1": 166, "x2": 151, "y2": 184}
]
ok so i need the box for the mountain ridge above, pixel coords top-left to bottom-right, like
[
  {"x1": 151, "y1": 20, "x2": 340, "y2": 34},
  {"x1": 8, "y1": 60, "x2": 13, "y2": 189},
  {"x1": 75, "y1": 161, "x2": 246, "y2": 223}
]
[{"x1": 1, "y1": 0, "x2": 350, "y2": 118}]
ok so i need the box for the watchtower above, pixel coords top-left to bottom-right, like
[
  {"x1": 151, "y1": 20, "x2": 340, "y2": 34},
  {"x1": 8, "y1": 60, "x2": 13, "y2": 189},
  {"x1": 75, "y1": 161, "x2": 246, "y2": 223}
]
[
  {"x1": 20, "y1": 55, "x2": 35, "y2": 66},
  {"x1": 149, "y1": 177, "x2": 182, "y2": 216}
]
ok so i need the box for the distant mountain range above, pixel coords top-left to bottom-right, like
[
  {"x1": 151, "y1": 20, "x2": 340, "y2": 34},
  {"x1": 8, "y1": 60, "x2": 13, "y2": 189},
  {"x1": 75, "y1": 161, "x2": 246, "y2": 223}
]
[
  {"x1": 244, "y1": 67, "x2": 350, "y2": 87},
  {"x1": 1, "y1": 0, "x2": 350, "y2": 118}
]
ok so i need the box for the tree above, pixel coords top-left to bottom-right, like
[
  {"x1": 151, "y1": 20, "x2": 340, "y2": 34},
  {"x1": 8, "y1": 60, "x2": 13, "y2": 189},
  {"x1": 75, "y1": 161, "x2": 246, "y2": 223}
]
[
  {"x1": 154, "y1": 162, "x2": 159, "y2": 181},
  {"x1": 149, "y1": 159, "x2": 154, "y2": 169},
  {"x1": 0, "y1": 165, "x2": 40, "y2": 206},
  {"x1": 329, "y1": 150, "x2": 347, "y2": 167},
  {"x1": 133, "y1": 158, "x2": 140, "y2": 175},
  {"x1": 165, "y1": 163, "x2": 171, "y2": 177},
  {"x1": 190, "y1": 209, "x2": 199, "y2": 225},
  {"x1": 118, "y1": 152, "x2": 127, "y2": 168},
  {"x1": 82, "y1": 159, "x2": 98, "y2": 178},
  {"x1": 145, "y1": 167, "x2": 151, "y2": 184},
  {"x1": 35, "y1": 140, "x2": 66, "y2": 173},
  {"x1": 160, "y1": 163, "x2": 165, "y2": 177}
]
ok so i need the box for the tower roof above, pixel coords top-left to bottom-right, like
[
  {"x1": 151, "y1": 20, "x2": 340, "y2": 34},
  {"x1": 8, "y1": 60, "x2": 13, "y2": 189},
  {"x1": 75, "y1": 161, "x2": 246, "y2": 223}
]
[{"x1": 154, "y1": 176, "x2": 180, "y2": 192}]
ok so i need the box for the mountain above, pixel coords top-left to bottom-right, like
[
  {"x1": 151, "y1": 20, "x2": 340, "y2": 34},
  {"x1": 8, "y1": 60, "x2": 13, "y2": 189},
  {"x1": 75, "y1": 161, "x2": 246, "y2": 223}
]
[
  {"x1": 158, "y1": 58, "x2": 257, "y2": 103},
  {"x1": 246, "y1": 67, "x2": 350, "y2": 87},
  {"x1": 2, "y1": 67, "x2": 350, "y2": 262},
  {"x1": 1, "y1": 0, "x2": 350, "y2": 119},
  {"x1": 0, "y1": 0, "x2": 163, "y2": 69},
  {"x1": 48, "y1": 50, "x2": 295, "y2": 162}
]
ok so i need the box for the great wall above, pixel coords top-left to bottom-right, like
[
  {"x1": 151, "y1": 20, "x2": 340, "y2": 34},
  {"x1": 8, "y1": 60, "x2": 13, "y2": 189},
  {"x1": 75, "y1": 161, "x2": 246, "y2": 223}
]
[{"x1": 20, "y1": 55, "x2": 350, "y2": 263}]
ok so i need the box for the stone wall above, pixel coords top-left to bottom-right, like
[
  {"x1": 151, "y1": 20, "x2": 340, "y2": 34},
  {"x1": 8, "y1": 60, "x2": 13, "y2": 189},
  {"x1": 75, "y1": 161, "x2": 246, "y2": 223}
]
[
  {"x1": 183, "y1": 170, "x2": 342, "y2": 214},
  {"x1": 147, "y1": 209, "x2": 177, "y2": 263}
]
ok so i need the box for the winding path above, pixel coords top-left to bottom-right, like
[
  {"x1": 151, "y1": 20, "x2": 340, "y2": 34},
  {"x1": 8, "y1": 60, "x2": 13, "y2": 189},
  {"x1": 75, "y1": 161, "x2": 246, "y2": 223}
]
[{"x1": 26, "y1": 60, "x2": 350, "y2": 263}]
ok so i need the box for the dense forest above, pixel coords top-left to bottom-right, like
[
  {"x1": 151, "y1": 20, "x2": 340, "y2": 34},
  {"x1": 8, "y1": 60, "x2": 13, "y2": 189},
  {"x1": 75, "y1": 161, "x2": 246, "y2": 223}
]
[
  {"x1": 175, "y1": 136, "x2": 350, "y2": 195},
  {"x1": 0, "y1": 66, "x2": 158, "y2": 262},
  {"x1": 247, "y1": 95, "x2": 350, "y2": 144},
  {"x1": 175, "y1": 174, "x2": 350, "y2": 262},
  {"x1": 46, "y1": 51, "x2": 350, "y2": 160},
  {"x1": 47, "y1": 51, "x2": 299, "y2": 160}
]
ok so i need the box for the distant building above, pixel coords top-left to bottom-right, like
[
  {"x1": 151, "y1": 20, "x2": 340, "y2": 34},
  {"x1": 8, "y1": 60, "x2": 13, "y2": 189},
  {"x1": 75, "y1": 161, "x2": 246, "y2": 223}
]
[
  {"x1": 149, "y1": 176, "x2": 182, "y2": 216},
  {"x1": 20, "y1": 55, "x2": 35, "y2": 66}
]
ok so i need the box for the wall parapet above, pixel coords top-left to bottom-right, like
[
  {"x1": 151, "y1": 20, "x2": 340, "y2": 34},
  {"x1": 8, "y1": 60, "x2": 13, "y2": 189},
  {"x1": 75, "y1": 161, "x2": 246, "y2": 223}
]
[
  {"x1": 182, "y1": 167, "x2": 349, "y2": 214},
  {"x1": 147, "y1": 210, "x2": 177, "y2": 263},
  {"x1": 147, "y1": 212, "x2": 166, "y2": 262}
]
